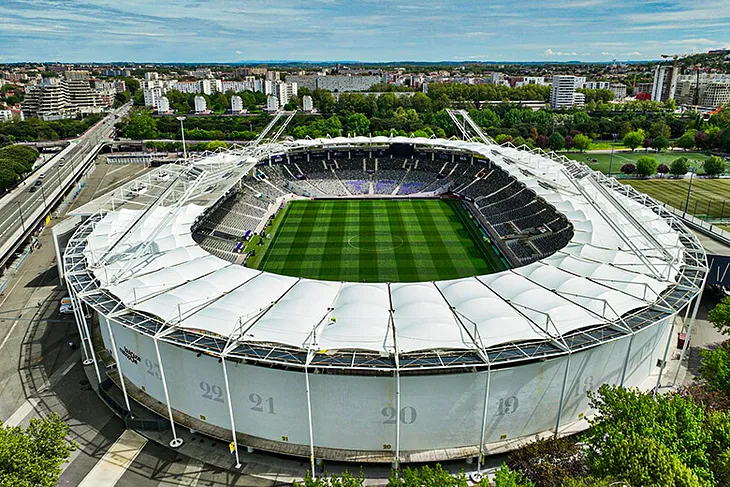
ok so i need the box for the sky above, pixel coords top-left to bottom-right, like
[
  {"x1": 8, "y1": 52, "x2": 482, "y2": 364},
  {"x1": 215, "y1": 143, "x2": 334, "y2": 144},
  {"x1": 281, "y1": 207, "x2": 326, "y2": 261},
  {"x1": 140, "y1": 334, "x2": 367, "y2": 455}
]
[{"x1": 1, "y1": 0, "x2": 730, "y2": 63}]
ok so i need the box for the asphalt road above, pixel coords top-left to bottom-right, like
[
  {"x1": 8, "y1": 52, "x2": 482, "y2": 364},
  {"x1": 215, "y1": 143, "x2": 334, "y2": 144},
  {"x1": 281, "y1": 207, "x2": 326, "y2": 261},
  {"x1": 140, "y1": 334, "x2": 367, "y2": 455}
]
[{"x1": 0, "y1": 103, "x2": 131, "y2": 257}]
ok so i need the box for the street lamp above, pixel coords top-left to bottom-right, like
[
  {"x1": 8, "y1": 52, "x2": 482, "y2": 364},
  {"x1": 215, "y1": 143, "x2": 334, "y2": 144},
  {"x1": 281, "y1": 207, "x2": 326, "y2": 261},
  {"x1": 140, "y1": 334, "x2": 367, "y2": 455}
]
[
  {"x1": 177, "y1": 116, "x2": 188, "y2": 160},
  {"x1": 684, "y1": 166, "x2": 696, "y2": 214},
  {"x1": 608, "y1": 133, "x2": 618, "y2": 177}
]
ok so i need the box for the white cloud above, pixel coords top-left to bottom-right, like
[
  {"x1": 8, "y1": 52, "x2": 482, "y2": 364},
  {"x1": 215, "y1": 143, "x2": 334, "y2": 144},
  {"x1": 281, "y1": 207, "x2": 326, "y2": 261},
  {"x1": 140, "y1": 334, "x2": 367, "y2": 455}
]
[
  {"x1": 626, "y1": 51, "x2": 642, "y2": 56},
  {"x1": 545, "y1": 48, "x2": 578, "y2": 57},
  {"x1": 601, "y1": 51, "x2": 615, "y2": 56},
  {"x1": 235, "y1": 50, "x2": 243, "y2": 55}
]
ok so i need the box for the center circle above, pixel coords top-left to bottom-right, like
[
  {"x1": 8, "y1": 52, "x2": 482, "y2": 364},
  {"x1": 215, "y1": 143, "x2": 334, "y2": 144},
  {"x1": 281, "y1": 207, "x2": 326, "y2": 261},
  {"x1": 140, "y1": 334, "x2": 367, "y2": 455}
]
[{"x1": 348, "y1": 232, "x2": 404, "y2": 252}]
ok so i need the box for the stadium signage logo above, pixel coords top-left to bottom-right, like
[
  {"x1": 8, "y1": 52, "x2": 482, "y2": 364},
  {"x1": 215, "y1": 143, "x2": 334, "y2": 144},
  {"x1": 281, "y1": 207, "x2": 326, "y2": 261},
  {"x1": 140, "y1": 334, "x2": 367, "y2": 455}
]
[{"x1": 119, "y1": 346, "x2": 141, "y2": 365}]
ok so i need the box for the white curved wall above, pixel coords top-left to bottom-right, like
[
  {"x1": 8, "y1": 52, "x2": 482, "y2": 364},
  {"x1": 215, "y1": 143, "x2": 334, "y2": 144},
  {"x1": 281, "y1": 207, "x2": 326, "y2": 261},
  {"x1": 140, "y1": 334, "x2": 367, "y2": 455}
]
[{"x1": 103, "y1": 315, "x2": 671, "y2": 459}]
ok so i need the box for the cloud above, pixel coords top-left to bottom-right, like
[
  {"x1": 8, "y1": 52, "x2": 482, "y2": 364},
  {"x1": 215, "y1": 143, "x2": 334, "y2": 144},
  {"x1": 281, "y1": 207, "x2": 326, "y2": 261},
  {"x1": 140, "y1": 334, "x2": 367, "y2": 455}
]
[
  {"x1": 626, "y1": 51, "x2": 642, "y2": 56},
  {"x1": 545, "y1": 48, "x2": 578, "y2": 57},
  {"x1": 601, "y1": 51, "x2": 615, "y2": 56},
  {"x1": 235, "y1": 50, "x2": 243, "y2": 55}
]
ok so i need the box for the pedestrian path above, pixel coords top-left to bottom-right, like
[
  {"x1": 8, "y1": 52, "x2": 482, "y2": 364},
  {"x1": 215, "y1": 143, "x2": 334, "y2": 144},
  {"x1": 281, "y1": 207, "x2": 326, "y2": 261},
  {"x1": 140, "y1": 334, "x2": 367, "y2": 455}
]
[{"x1": 78, "y1": 429, "x2": 148, "y2": 487}]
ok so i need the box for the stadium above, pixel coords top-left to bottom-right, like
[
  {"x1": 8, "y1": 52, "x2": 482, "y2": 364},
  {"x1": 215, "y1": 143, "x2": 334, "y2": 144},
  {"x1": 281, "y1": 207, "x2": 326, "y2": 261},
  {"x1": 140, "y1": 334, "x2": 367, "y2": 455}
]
[{"x1": 59, "y1": 119, "x2": 707, "y2": 468}]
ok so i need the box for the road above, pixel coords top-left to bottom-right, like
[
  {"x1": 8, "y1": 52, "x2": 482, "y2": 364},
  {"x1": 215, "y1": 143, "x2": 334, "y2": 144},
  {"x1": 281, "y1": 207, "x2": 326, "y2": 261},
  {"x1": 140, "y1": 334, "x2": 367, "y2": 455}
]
[{"x1": 0, "y1": 103, "x2": 131, "y2": 264}]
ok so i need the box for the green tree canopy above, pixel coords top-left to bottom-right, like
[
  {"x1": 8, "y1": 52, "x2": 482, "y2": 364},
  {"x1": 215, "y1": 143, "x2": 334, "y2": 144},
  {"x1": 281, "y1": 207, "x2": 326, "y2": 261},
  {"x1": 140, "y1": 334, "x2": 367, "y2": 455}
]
[
  {"x1": 704, "y1": 156, "x2": 726, "y2": 177},
  {"x1": 676, "y1": 131, "x2": 696, "y2": 150},
  {"x1": 623, "y1": 130, "x2": 645, "y2": 151},
  {"x1": 652, "y1": 135, "x2": 670, "y2": 152},
  {"x1": 636, "y1": 156, "x2": 659, "y2": 177},
  {"x1": 346, "y1": 113, "x2": 370, "y2": 136},
  {"x1": 573, "y1": 134, "x2": 591, "y2": 152},
  {"x1": 0, "y1": 413, "x2": 76, "y2": 487},
  {"x1": 670, "y1": 157, "x2": 690, "y2": 177},
  {"x1": 548, "y1": 132, "x2": 565, "y2": 151}
]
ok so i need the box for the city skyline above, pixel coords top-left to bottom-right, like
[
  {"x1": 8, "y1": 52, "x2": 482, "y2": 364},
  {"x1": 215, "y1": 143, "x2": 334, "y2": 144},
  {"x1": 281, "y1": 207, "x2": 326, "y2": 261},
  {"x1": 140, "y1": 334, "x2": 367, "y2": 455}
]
[{"x1": 2, "y1": 0, "x2": 730, "y2": 63}]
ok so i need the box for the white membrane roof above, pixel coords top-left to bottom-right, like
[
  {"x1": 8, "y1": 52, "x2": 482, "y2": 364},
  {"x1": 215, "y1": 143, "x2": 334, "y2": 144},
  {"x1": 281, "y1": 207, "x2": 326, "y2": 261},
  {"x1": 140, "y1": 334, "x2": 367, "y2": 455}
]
[{"x1": 82, "y1": 137, "x2": 686, "y2": 354}]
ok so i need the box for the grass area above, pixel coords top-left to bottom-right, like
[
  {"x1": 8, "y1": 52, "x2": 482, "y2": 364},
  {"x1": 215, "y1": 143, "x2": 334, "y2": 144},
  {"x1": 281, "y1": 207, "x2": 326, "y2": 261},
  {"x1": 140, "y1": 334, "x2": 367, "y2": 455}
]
[
  {"x1": 622, "y1": 178, "x2": 730, "y2": 218},
  {"x1": 248, "y1": 198, "x2": 505, "y2": 282},
  {"x1": 585, "y1": 141, "x2": 628, "y2": 151},
  {"x1": 564, "y1": 150, "x2": 710, "y2": 175}
]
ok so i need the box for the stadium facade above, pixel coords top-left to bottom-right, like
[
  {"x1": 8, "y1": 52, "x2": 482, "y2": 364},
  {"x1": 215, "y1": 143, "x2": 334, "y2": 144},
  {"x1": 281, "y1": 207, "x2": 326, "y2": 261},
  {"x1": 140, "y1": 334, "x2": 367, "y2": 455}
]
[{"x1": 60, "y1": 135, "x2": 707, "y2": 468}]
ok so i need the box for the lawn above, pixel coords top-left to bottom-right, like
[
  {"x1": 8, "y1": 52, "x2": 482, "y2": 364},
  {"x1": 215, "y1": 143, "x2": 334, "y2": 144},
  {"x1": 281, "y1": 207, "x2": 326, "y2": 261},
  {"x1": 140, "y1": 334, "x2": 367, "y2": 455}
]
[
  {"x1": 564, "y1": 150, "x2": 710, "y2": 175},
  {"x1": 621, "y1": 178, "x2": 730, "y2": 219},
  {"x1": 248, "y1": 198, "x2": 506, "y2": 282}
]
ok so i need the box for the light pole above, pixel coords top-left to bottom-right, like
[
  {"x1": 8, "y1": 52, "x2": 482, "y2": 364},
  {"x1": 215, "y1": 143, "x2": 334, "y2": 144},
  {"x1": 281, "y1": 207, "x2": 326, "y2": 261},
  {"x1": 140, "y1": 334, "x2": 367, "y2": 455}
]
[
  {"x1": 684, "y1": 167, "x2": 696, "y2": 214},
  {"x1": 177, "y1": 116, "x2": 188, "y2": 160},
  {"x1": 608, "y1": 133, "x2": 618, "y2": 176}
]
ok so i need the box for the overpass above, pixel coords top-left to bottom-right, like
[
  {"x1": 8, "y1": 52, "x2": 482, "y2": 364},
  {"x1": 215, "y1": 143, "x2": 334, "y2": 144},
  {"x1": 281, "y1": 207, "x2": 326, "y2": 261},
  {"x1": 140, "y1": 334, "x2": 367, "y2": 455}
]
[{"x1": 0, "y1": 103, "x2": 132, "y2": 269}]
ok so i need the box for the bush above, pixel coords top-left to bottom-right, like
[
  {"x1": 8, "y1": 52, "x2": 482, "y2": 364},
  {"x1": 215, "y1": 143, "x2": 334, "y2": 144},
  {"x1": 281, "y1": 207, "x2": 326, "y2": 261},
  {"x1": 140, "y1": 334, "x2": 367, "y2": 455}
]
[
  {"x1": 620, "y1": 163, "x2": 636, "y2": 175},
  {"x1": 573, "y1": 134, "x2": 591, "y2": 152},
  {"x1": 670, "y1": 157, "x2": 690, "y2": 177},
  {"x1": 548, "y1": 132, "x2": 565, "y2": 151},
  {"x1": 657, "y1": 163, "x2": 669, "y2": 175},
  {"x1": 636, "y1": 156, "x2": 658, "y2": 177},
  {"x1": 704, "y1": 156, "x2": 726, "y2": 177},
  {"x1": 507, "y1": 436, "x2": 587, "y2": 487},
  {"x1": 652, "y1": 135, "x2": 670, "y2": 152}
]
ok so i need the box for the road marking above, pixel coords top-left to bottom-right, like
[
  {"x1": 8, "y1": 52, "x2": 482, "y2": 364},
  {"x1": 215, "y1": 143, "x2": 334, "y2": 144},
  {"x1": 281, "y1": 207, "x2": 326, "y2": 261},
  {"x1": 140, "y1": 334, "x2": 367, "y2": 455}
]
[
  {"x1": 78, "y1": 429, "x2": 148, "y2": 487},
  {"x1": 0, "y1": 318, "x2": 20, "y2": 351},
  {"x1": 4, "y1": 397, "x2": 40, "y2": 427}
]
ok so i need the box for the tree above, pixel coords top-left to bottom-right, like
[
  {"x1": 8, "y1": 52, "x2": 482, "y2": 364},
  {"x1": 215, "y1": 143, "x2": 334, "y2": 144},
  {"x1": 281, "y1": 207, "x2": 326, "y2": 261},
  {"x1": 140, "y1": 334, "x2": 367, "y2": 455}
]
[
  {"x1": 652, "y1": 135, "x2": 670, "y2": 152},
  {"x1": 346, "y1": 113, "x2": 370, "y2": 136},
  {"x1": 534, "y1": 135, "x2": 549, "y2": 149},
  {"x1": 564, "y1": 135, "x2": 575, "y2": 151},
  {"x1": 493, "y1": 463, "x2": 534, "y2": 487},
  {"x1": 584, "y1": 385, "x2": 712, "y2": 485},
  {"x1": 695, "y1": 131, "x2": 711, "y2": 150},
  {"x1": 548, "y1": 132, "x2": 565, "y2": 151},
  {"x1": 0, "y1": 413, "x2": 76, "y2": 487},
  {"x1": 643, "y1": 137, "x2": 654, "y2": 151},
  {"x1": 573, "y1": 134, "x2": 591, "y2": 152},
  {"x1": 387, "y1": 464, "x2": 469, "y2": 487},
  {"x1": 636, "y1": 156, "x2": 658, "y2": 177},
  {"x1": 623, "y1": 130, "x2": 645, "y2": 151},
  {"x1": 676, "y1": 131, "x2": 696, "y2": 151},
  {"x1": 124, "y1": 112, "x2": 158, "y2": 139},
  {"x1": 0, "y1": 167, "x2": 16, "y2": 189},
  {"x1": 670, "y1": 157, "x2": 690, "y2": 177},
  {"x1": 657, "y1": 163, "x2": 669, "y2": 176},
  {"x1": 709, "y1": 297, "x2": 730, "y2": 336},
  {"x1": 699, "y1": 341, "x2": 730, "y2": 399},
  {"x1": 704, "y1": 156, "x2": 726, "y2": 177},
  {"x1": 591, "y1": 435, "x2": 701, "y2": 487},
  {"x1": 507, "y1": 436, "x2": 586, "y2": 487},
  {"x1": 620, "y1": 163, "x2": 636, "y2": 175}
]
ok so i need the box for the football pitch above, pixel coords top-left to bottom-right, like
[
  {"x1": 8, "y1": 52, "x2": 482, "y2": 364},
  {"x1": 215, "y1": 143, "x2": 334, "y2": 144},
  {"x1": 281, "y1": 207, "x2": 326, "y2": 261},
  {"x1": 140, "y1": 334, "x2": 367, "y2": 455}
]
[{"x1": 249, "y1": 198, "x2": 507, "y2": 282}]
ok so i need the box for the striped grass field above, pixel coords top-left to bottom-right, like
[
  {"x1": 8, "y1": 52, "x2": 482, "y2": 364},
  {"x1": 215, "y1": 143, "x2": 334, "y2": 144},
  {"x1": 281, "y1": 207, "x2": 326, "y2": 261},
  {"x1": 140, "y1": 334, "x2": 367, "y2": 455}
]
[
  {"x1": 250, "y1": 198, "x2": 505, "y2": 282},
  {"x1": 621, "y1": 178, "x2": 730, "y2": 218}
]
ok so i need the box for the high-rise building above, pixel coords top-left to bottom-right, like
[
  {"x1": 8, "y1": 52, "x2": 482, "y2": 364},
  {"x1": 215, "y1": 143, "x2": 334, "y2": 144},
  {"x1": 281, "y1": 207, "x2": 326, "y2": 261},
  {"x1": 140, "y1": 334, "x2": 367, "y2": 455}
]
[
  {"x1": 550, "y1": 75, "x2": 583, "y2": 109},
  {"x1": 145, "y1": 71, "x2": 160, "y2": 82},
  {"x1": 266, "y1": 71, "x2": 280, "y2": 82},
  {"x1": 302, "y1": 95, "x2": 314, "y2": 112},
  {"x1": 651, "y1": 65, "x2": 678, "y2": 102},
  {"x1": 194, "y1": 95, "x2": 207, "y2": 113},
  {"x1": 286, "y1": 75, "x2": 381, "y2": 92},
  {"x1": 157, "y1": 96, "x2": 170, "y2": 113},
  {"x1": 22, "y1": 74, "x2": 104, "y2": 120},
  {"x1": 266, "y1": 95, "x2": 279, "y2": 112},
  {"x1": 675, "y1": 74, "x2": 730, "y2": 107},
  {"x1": 231, "y1": 95, "x2": 243, "y2": 114}
]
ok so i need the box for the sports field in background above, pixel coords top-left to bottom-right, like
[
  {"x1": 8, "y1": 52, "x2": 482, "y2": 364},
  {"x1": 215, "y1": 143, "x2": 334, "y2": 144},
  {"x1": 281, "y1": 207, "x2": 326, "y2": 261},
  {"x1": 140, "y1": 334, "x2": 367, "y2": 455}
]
[
  {"x1": 564, "y1": 151, "x2": 709, "y2": 175},
  {"x1": 249, "y1": 198, "x2": 506, "y2": 282},
  {"x1": 621, "y1": 178, "x2": 730, "y2": 218}
]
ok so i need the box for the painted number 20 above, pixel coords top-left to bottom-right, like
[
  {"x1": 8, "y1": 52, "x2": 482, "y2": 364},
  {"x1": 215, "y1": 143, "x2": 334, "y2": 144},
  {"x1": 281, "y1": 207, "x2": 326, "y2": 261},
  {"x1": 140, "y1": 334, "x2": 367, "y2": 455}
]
[{"x1": 382, "y1": 406, "x2": 417, "y2": 424}]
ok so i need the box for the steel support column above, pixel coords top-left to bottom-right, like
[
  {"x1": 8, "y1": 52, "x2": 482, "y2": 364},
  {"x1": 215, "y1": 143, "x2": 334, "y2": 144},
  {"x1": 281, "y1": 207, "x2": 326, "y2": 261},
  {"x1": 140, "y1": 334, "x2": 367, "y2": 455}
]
[
  {"x1": 103, "y1": 315, "x2": 132, "y2": 413},
  {"x1": 154, "y1": 337, "x2": 183, "y2": 448},
  {"x1": 554, "y1": 352, "x2": 572, "y2": 435},
  {"x1": 220, "y1": 357, "x2": 241, "y2": 468},
  {"x1": 304, "y1": 366, "x2": 316, "y2": 476},
  {"x1": 477, "y1": 365, "x2": 492, "y2": 471}
]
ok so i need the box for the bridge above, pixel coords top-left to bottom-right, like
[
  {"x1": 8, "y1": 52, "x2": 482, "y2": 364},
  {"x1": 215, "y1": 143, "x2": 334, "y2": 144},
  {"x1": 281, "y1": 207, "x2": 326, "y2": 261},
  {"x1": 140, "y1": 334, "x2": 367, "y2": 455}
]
[{"x1": 0, "y1": 103, "x2": 132, "y2": 269}]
